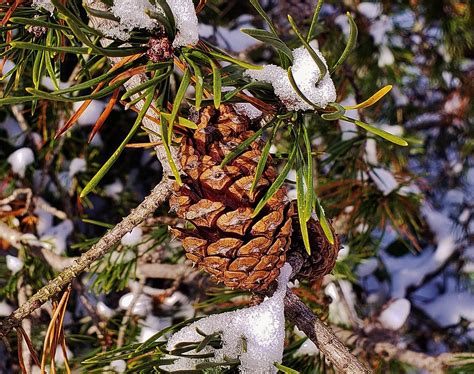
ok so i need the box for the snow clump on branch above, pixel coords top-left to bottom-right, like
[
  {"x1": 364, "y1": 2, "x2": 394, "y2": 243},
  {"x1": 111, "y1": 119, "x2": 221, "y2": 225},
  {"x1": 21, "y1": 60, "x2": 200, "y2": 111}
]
[
  {"x1": 245, "y1": 46, "x2": 337, "y2": 111},
  {"x1": 163, "y1": 263, "x2": 292, "y2": 373},
  {"x1": 108, "y1": 0, "x2": 199, "y2": 47}
]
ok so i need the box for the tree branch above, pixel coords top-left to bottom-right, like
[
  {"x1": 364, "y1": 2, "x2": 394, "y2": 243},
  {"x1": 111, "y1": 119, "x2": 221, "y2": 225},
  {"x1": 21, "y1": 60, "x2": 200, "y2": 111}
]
[
  {"x1": 284, "y1": 290, "x2": 371, "y2": 374},
  {"x1": 0, "y1": 179, "x2": 173, "y2": 338},
  {"x1": 334, "y1": 327, "x2": 474, "y2": 373}
]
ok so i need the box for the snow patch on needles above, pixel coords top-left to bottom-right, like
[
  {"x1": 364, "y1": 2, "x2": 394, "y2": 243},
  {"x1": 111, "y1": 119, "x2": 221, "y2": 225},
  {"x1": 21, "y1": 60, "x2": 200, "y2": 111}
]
[
  {"x1": 32, "y1": 0, "x2": 54, "y2": 14},
  {"x1": 246, "y1": 47, "x2": 336, "y2": 111},
  {"x1": 108, "y1": 0, "x2": 198, "y2": 46},
  {"x1": 164, "y1": 264, "x2": 292, "y2": 373}
]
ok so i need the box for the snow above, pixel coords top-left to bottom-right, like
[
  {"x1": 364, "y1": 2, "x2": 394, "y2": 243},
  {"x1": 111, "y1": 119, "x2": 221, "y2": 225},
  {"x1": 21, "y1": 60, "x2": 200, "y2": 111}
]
[
  {"x1": 234, "y1": 103, "x2": 263, "y2": 120},
  {"x1": 6, "y1": 255, "x2": 23, "y2": 275},
  {"x1": 40, "y1": 77, "x2": 70, "y2": 91},
  {"x1": 294, "y1": 327, "x2": 318, "y2": 357},
  {"x1": 356, "y1": 258, "x2": 379, "y2": 277},
  {"x1": 370, "y1": 15, "x2": 393, "y2": 46},
  {"x1": 69, "y1": 158, "x2": 86, "y2": 178},
  {"x1": 0, "y1": 117, "x2": 25, "y2": 147},
  {"x1": 32, "y1": 0, "x2": 54, "y2": 14},
  {"x1": 418, "y1": 292, "x2": 474, "y2": 327},
  {"x1": 105, "y1": 179, "x2": 124, "y2": 200},
  {"x1": 40, "y1": 220, "x2": 74, "y2": 255},
  {"x1": 325, "y1": 280, "x2": 359, "y2": 326},
  {"x1": 118, "y1": 293, "x2": 152, "y2": 316},
  {"x1": 334, "y1": 14, "x2": 350, "y2": 37},
  {"x1": 378, "y1": 298, "x2": 411, "y2": 330},
  {"x1": 106, "y1": 0, "x2": 198, "y2": 47},
  {"x1": 166, "y1": 0, "x2": 199, "y2": 47},
  {"x1": 7, "y1": 147, "x2": 35, "y2": 178},
  {"x1": 72, "y1": 100, "x2": 106, "y2": 126},
  {"x1": 138, "y1": 315, "x2": 172, "y2": 342},
  {"x1": 54, "y1": 345, "x2": 73, "y2": 366},
  {"x1": 97, "y1": 301, "x2": 115, "y2": 319},
  {"x1": 246, "y1": 46, "x2": 336, "y2": 111},
  {"x1": 378, "y1": 45, "x2": 395, "y2": 67},
  {"x1": 337, "y1": 245, "x2": 350, "y2": 260},
  {"x1": 364, "y1": 139, "x2": 378, "y2": 165},
  {"x1": 121, "y1": 227, "x2": 143, "y2": 246},
  {"x1": 0, "y1": 300, "x2": 13, "y2": 316},
  {"x1": 338, "y1": 96, "x2": 359, "y2": 141},
  {"x1": 1, "y1": 59, "x2": 15, "y2": 81},
  {"x1": 110, "y1": 359, "x2": 127, "y2": 373},
  {"x1": 164, "y1": 264, "x2": 292, "y2": 373},
  {"x1": 357, "y1": 2, "x2": 382, "y2": 19},
  {"x1": 381, "y1": 205, "x2": 457, "y2": 298},
  {"x1": 369, "y1": 167, "x2": 399, "y2": 195}
]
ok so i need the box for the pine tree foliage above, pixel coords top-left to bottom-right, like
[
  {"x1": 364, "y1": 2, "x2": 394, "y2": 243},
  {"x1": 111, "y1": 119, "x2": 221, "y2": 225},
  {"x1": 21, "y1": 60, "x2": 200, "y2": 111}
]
[{"x1": 0, "y1": 0, "x2": 472, "y2": 373}]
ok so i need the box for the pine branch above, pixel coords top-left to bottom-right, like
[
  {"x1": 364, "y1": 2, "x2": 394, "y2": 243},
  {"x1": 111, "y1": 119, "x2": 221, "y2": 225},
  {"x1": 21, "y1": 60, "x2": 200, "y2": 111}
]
[
  {"x1": 284, "y1": 290, "x2": 371, "y2": 374},
  {"x1": 0, "y1": 179, "x2": 174, "y2": 338},
  {"x1": 334, "y1": 328, "x2": 474, "y2": 373}
]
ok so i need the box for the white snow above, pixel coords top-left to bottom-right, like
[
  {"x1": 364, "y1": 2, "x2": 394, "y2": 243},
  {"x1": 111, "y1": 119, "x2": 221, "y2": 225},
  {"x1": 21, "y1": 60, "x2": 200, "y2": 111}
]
[
  {"x1": 325, "y1": 280, "x2": 359, "y2": 326},
  {"x1": 381, "y1": 205, "x2": 457, "y2": 298},
  {"x1": 0, "y1": 117, "x2": 25, "y2": 147},
  {"x1": 107, "y1": 0, "x2": 199, "y2": 47},
  {"x1": 378, "y1": 45, "x2": 395, "y2": 67},
  {"x1": 40, "y1": 77, "x2": 70, "y2": 91},
  {"x1": 166, "y1": 0, "x2": 199, "y2": 47},
  {"x1": 234, "y1": 103, "x2": 263, "y2": 120},
  {"x1": 7, "y1": 147, "x2": 35, "y2": 178},
  {"x1": 6, "y1": 255, "x2": 23, "y2": 275},
  {"x1": 139, "y1": 315, "x2": 172, "y2": 343},
  {"x1": 40, "y1": 220, "x2": 74, "y2": 255},
  {"x1": 246, "y1": 46, "x2": 336, "y2": 111},
  {"x1": 364, "y1": 139, "x2": 378, "y2": 165},
  {"x1": 72, "y1": 100, "x2": 106, "y2": 126},
  {"x1": 54, "y1": 345, "x2": 73, "y2": 366},
  {"x1": 164, "y1": 264, "x2": 292, "y2": 373},
  {"x1": 118, "y1": 293, "x2": 152, "y2": 316},
  {"x1": 110, "y1": 359, "x2": 127, "y2": 373},
  {"x1": 97, "y1": 301, "x2": 116, "y2": 319},
  {"x1": 339, "y1": 96, "x2": 359, "y2": 141},
  {"x1": 105, "y1": 179, "x2": 124, "y2": 200},
  {"x1": 370, "y1": 15, "x2": 393, "y2": 46},
  {"x1": 0, "y1": 300, "x2": 13, "y2": 317},
  {"x1": 334, "y1": 14, "x2": 350, "y2": 37},
  {"x1": 32, "y1": 0, "x2": 54, "y2": 14},
  {"x1": 1, "y1": 59, "x2": 15, "y2": 82},
  {"x1": 293, "y1": 327, "x2": 319, "y2": 357},
  {"x1": 356, "y1": 258, "x2": 379, "y2": 277},
  {"x1": 418, "y1": 292, "x2": 474, "y2": 327},
  {"x1": 121, "y1": 227, "x2": 143, "y2": 246},
  {"x1": 378, "y1": 298, "x2": 411, "y2": 330},
  {"x1": 357, "y1": 2, "x2": 382, "y2": 19},
  {"x1": 369, "y1": 167, "x2": 399, "y2": 195},
  {"x1": 69, "y1": 158, "x2": 86, "y2": 178}
]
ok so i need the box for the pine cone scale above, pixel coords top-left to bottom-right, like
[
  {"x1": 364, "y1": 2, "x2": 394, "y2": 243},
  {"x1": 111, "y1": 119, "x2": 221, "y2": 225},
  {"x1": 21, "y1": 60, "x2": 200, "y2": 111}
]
[{"x1": 171, "y1": 105, "x2": 294, "y2": 290}]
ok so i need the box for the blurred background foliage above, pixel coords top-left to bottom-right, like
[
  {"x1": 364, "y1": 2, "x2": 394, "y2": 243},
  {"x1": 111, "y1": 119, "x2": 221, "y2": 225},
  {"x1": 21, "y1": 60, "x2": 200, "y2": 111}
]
[{"x1": 0, "y1": 0, "x2": 472, "y2": 372}]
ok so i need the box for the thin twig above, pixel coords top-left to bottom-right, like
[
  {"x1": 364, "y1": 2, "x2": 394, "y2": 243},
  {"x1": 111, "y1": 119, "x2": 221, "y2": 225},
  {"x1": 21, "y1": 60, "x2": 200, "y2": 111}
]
[
  {"x1": 284, "y1": 290, "x2": 371, "y2": 374},
  {"x1": 0, "y1": 179, "x2": 174, "y2": 338},
  {"x1": 334, "y1": 327, "x2": 474, "y2": 374}
]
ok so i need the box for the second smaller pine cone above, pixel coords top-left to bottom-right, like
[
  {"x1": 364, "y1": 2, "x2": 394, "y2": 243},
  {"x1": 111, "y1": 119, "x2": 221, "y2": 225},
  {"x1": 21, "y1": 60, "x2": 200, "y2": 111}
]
[{"x1": 289, "y1": 211, "x2": 340, "y2": 282}]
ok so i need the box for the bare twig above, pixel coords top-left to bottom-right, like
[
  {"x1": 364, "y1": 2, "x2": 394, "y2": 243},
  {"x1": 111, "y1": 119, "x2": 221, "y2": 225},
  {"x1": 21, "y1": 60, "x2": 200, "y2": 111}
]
[
  {"x1": 284, "y1": 290, "x2": 371, "y2": 374},
  {"x1": 0, "y1": 179, "x2": 174, "y2": 338},
  {"x1": 334, "y1": 327, "x2": 474, "y2": 373}
]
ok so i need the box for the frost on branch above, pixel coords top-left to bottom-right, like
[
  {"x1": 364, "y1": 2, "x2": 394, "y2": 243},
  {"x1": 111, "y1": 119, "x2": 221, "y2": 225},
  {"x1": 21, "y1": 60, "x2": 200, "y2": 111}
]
[
  {"x1": 164, "y1": 264, "x2": 292, "y2": 373},
  {"x1": 245, "y1": 46, "x2": 336, "y2": 111},
  {"x1": 104, "y1": 0, "x2": 198, "y2": 47}
]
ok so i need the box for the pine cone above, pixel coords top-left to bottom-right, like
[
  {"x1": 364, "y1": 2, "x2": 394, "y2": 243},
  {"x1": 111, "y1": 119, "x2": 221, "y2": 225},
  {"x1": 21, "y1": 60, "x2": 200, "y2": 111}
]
[
  {"x1": 170, "y1": 105, "x2": 294, "y2": 291},
  {"x1": 289, "y1": 211, "x2": 340, "y2": 282}
]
